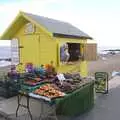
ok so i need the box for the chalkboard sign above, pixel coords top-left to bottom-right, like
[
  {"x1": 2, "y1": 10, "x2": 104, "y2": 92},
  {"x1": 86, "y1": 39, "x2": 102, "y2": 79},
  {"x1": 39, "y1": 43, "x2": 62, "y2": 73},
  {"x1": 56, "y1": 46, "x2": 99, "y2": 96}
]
[{"x1": 95, "y1": 72, "x2": 108, "y2": 94}]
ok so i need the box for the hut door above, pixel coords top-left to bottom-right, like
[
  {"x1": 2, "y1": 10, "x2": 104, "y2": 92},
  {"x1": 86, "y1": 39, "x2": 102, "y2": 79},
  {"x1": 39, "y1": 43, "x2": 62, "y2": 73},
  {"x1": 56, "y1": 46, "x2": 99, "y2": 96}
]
[
  {"x1": 11, "y1": 38, "x2": 19, "y2": 65},
  {"x1": 83, "y1": 43, "x2": 97, "y2": 61},
  {"x1": 20, "y1": 35, "x2": 40, "y2": 66}
]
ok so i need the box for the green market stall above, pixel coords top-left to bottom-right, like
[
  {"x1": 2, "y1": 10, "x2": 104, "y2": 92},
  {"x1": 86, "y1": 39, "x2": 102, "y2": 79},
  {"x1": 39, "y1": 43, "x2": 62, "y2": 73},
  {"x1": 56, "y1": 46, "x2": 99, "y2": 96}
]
[
  {"x1": 17, "y1": 77, "x2": 94, "y2": 119},
  {"x1": 56, "y1": 81, "x2": 94, "y2": 116},
  {"x1": 16, "y1": 79, "x2": 94, "y2": 120},
  {"x1": 1, "y1": 63, "x2": 95, "y2": 119}
]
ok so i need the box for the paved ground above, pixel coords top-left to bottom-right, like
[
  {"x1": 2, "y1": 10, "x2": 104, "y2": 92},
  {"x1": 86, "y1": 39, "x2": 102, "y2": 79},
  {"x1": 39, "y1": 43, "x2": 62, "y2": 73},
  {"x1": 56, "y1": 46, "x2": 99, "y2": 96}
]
[
  {"x1": 75, "y1": 76, "x2": 120, "y2": 120},
  {"x1": 0, "y1": 76, "x2": 120, "y2": 120}
]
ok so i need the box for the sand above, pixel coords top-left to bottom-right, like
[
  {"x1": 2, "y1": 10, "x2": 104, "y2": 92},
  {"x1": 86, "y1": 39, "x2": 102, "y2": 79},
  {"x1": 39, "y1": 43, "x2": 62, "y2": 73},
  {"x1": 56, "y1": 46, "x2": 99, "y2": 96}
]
[{"x1": 88, "y1": 53, "x2": 120, "y2": 78}]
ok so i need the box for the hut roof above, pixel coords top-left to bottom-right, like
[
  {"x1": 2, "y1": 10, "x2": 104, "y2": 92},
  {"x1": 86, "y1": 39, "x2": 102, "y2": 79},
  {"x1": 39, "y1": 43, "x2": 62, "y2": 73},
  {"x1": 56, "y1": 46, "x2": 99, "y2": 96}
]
[{"x1": 0, "y1": 11, "x2": 92, "y2": 39}]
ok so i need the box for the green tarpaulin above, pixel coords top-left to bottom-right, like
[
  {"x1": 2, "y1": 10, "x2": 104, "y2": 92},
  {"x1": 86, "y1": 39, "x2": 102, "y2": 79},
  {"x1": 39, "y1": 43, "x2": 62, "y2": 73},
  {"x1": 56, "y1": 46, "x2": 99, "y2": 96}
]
[{"x1": 56, "y1": 81, "x2": 94, "y2": 116}]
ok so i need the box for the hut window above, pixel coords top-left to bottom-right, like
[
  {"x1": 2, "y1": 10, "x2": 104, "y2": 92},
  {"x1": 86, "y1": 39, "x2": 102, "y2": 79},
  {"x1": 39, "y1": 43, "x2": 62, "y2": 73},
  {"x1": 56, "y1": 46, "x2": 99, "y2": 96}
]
[
  {"x1": 60, "y1": 43, "x2": 81, "y2": 63},
  {"x1": 24, "y1": 23, "x2": 35, "y2": 34}
]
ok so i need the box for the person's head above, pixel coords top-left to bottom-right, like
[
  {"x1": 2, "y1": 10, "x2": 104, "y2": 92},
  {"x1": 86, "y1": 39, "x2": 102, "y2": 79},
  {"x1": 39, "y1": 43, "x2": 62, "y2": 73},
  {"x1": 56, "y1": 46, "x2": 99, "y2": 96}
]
[{"x1": 63, "y1": 43, "x2": 68, "y2": 49}]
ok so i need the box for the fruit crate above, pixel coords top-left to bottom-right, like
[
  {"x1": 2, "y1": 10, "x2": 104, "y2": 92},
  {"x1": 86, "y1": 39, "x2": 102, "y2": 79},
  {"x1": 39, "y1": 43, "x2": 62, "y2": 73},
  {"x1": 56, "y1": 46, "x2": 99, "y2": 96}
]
[
  {"x1": 21, "y1": 84, "x2": 41, "y2": 93},
  {"x1": 0, "y1": 80, "x2": 21, "y2": 98}
]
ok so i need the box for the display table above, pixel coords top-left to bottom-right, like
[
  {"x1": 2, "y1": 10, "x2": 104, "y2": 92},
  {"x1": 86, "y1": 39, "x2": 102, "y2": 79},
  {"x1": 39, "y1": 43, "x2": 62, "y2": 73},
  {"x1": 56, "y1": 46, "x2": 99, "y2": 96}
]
[
  {"x1": 56, "y1": 81, "x2": 94, "y2": 116},
  {"x1": 16, "y1": 91, "x2": 58, "y2": 120},
  {"x1": 16, "y1": 80, "x2": 94, "y2": 119}
]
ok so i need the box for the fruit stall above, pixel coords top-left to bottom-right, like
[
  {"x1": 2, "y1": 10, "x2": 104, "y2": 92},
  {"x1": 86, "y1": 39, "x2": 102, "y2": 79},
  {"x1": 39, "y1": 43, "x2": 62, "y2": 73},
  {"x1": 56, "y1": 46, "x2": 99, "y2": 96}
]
[
  {"x1": 0, "y1": 63, "x2": 94, "y2": 119},
  {"x1": 0, "y1": 11, "x2": 96, "y2": 119}
]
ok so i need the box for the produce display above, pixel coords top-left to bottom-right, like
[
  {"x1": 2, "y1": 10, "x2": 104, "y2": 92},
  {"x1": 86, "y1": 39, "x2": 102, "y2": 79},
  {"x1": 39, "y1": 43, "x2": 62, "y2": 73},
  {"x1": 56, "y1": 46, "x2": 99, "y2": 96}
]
[
  {"x1": 34, "y1": 84, "x2": 65, "y2": 99},
  {"x1": 53, "y1": 73, "x2": 85, "y2": 93},
  {"x1": 22, "y1": 72, "x2": 92, "y2": 94},
  {"x1": 63, "y1": 73, "x2": 82, "y2": 80},
  {"x1": 24, "y1": 77, "x2": 41, "y2": 86},
  {"x1": 24, "y1": 80, "x2": 40, "y2": 86},
  {"x1": 4, "y1": 62, "x2": 94, "y2": 101}
]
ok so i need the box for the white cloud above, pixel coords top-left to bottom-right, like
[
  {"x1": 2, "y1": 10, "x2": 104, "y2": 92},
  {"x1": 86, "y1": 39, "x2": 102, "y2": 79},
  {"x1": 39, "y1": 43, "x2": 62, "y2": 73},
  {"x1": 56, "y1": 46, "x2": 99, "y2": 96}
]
[
  {"x1": 0, "y1": 0, "x2": 71, "y2": 34},
  {"x1": 0, "y1": 0, "x2": 120, "y2": 47},
  {"x1": 0, "y1": 0, "x2": 52, "y2": 33}
]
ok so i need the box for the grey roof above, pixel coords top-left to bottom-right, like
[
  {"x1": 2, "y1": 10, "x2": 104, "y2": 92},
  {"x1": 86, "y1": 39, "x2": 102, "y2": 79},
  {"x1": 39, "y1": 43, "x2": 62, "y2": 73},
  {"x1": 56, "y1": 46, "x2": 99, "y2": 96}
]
[{"x1": 24, "y1": 12, "x2": 92, "y2": 39}]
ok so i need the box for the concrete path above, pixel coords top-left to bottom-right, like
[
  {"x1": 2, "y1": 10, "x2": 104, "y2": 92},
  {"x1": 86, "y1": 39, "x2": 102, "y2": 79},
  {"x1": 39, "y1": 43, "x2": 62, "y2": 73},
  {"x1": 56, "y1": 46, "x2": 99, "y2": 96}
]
[
  {"x1": 0, "y1": 76, "x2": 120, "y2": 120},
  {"x1": 75, "y1": 76, "x2": 120, "y2": 120}
]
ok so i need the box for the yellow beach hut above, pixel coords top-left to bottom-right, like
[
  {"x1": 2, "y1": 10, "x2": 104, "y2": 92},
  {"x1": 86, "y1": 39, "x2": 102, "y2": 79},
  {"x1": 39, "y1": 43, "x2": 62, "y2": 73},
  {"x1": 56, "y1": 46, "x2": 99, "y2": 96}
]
[{"x1": 0, "y1": 11, "x2": 97, "y2": 77}]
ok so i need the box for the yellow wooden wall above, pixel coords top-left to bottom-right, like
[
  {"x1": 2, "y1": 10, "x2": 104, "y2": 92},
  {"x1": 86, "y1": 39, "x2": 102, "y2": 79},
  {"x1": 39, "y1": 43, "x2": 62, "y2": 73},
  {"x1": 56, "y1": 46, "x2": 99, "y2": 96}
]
[
  {"x1": 35, "y1": 23, "x2": 57, "y2": 66},
  {"x1": 13, "y1": 22, "x2": 38, "y2": 66},
  {"x1": 18, "y1": 35, "x2": 40, "y2": 66},
  {"x1": 13, "y1": 22, "x2": 57, "y2": 67},
  {"x1": 55, "y1": 37, "x2": 88, "y2": 77},
  {"x1": 12, "y1": 21, "x2": 88, "y2": 77},
  {"x1": 39, "y1": 34, "x2": 57, "y2": 66}
]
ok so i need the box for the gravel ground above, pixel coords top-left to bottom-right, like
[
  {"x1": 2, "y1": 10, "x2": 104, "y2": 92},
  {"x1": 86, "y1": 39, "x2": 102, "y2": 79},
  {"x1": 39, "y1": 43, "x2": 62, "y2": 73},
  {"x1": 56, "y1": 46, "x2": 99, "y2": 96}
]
[
  {"x1": 88, "y1": 54, "x2": 120, "y2": 78},
  {"x1": 0, "y1": 54, "x2": 120, "y2": 78},
  {"x1": 75, "y1": 76, "x2": 120, "y2": 120}
]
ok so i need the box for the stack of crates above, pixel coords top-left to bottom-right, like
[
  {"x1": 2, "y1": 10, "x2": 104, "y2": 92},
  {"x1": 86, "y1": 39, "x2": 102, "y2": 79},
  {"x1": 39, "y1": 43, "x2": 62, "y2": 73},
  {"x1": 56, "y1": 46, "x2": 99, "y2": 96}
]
[{"x1": 0, "y1": 78, "x2": 21, "y2": 98}]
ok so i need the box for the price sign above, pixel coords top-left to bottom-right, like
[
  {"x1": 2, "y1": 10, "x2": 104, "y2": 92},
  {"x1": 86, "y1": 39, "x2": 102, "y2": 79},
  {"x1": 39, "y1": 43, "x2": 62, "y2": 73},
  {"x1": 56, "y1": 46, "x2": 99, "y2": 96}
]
[{"x1": 95, "y1": 72, "x2": 109, "y2": 94}]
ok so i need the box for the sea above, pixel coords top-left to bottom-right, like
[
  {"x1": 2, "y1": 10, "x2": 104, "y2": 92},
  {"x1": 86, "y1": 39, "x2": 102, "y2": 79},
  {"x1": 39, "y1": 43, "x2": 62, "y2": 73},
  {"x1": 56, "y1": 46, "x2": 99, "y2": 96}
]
[
  {"x1": 0, "y1": 46, "x2": 11, "y2": 59},
  {"x1": 98, "y1": 46, "x2": 120, "y2": 54},
  {"x1": 0, "y1": 46, "x2": 120, "y2": 67},
  {"x1": 0, "y1": 46, "x2": 11, "y2": 67}
]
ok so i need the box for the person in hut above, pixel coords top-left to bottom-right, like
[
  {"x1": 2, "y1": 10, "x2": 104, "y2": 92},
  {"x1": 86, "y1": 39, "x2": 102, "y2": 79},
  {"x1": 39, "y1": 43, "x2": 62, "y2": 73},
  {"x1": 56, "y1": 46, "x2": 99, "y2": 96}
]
[{"x1": 60, "y1": 43, "x2": 70, "y2": 64}]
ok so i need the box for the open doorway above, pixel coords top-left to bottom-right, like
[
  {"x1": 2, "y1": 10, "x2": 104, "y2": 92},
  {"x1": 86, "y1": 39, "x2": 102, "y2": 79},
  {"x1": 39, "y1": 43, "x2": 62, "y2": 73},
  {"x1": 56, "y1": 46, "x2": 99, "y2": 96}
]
[
  {"x1": 67, "y1": 43, "x2": 81, "y2": 62},
  {"x1": 60, "y1": 42, "x2": 82, "y2": 64}
]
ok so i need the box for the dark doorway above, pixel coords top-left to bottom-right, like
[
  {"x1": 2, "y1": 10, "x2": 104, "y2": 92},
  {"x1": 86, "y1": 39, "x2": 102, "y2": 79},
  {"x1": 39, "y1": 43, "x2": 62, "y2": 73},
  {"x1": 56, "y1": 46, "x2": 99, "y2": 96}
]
[{"x1": 67, "y1": 43, "x2": 80, "y2": 61}]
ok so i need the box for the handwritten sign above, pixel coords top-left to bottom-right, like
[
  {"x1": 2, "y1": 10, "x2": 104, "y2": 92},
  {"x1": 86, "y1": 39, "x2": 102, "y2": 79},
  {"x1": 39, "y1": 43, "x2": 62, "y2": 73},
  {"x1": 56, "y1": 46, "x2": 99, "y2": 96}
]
[{"x1": 95, "y1": 72, "x2": 109, "y2": 94}]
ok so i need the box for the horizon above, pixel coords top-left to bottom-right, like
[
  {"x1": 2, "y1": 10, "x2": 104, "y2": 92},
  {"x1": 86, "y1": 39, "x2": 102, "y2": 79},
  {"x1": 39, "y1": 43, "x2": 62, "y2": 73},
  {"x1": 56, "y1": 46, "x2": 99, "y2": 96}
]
[{"x1": 1, "y1": 44, "x2": 120, "y2": 50}]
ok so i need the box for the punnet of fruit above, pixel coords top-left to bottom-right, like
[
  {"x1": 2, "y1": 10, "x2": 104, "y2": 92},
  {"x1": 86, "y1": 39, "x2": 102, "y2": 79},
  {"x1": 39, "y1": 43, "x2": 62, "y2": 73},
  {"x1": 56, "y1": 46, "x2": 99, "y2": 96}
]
[{"x1": 34, "y1": 84, "x2": 65, "y2": 99}]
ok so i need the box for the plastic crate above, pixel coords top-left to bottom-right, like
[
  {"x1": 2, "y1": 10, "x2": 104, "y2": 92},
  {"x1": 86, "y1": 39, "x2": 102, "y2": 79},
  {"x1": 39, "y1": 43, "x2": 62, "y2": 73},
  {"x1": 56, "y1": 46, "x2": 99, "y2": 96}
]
[
  {"x1": 0, "y1": 79, "x2": 22, "y2": 98},
  {"x1": 21, "y1": 84, "x2": 41, "y2": 93},
  {"x1": 0, "y1": 86, "x2": 19, "y2": 98}
]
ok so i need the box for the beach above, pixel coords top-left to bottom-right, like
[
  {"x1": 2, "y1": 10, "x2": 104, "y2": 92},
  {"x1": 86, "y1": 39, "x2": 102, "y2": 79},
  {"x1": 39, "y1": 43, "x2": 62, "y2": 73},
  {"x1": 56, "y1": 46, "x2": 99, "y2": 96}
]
[
  {"x1": 88, "y1": 53, "x2": 120, "y2": 78},
  {"x1": 0, "y1": 53, "x2": 120, "y2": 78}
]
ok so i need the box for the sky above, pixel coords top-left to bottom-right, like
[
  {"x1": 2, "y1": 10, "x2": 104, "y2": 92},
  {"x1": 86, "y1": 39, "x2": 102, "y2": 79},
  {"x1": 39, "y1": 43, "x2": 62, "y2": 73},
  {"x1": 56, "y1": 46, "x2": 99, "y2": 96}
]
[{"x1": 0, "y1": 0, "x2": 120, "y2": 47}]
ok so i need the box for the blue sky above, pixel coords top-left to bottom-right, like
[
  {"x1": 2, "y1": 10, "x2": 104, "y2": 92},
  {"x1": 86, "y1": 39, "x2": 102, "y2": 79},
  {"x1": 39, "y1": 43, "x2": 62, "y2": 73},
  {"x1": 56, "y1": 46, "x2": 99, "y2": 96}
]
[{"x1": 0, "y1": 0, "x2": 120, "y2": 47}]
